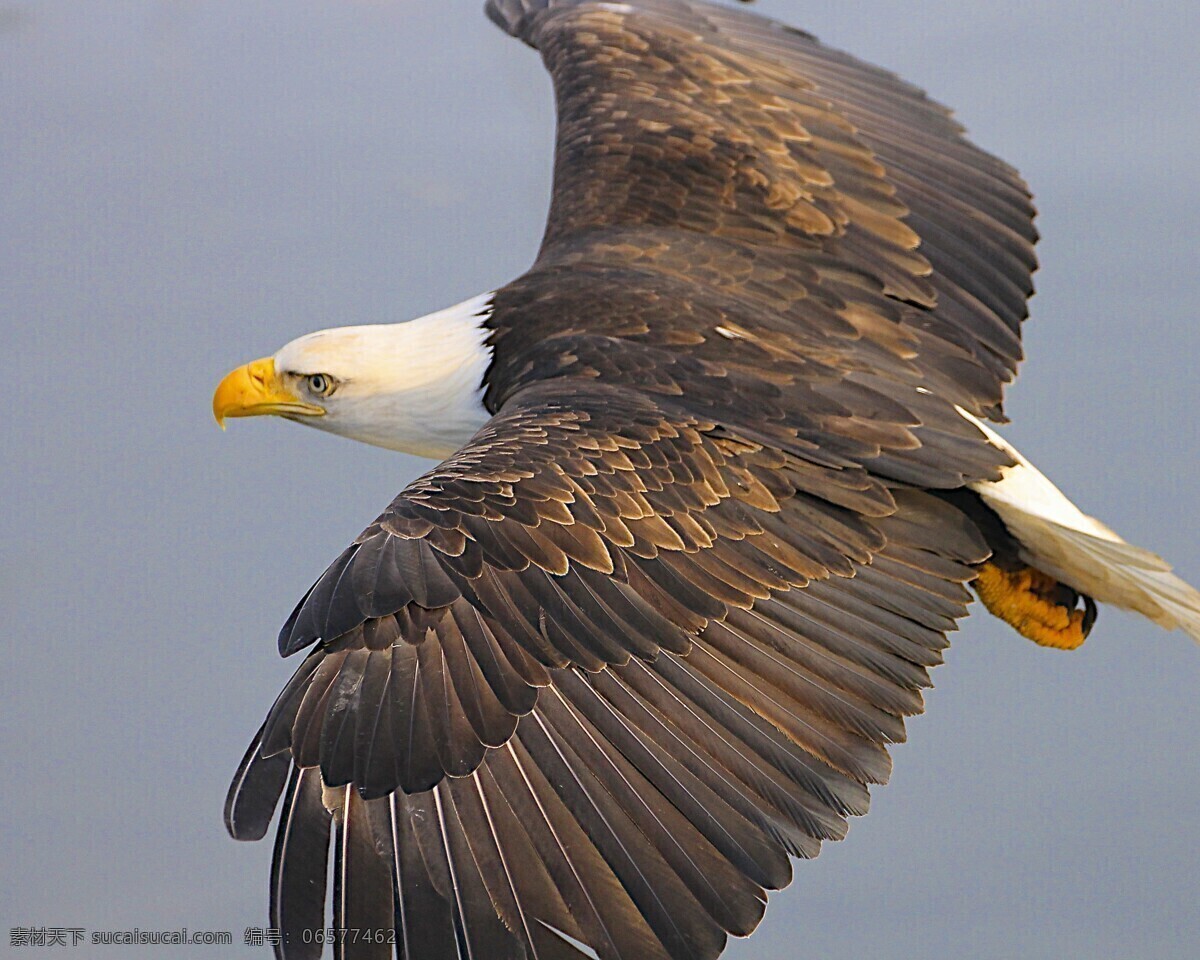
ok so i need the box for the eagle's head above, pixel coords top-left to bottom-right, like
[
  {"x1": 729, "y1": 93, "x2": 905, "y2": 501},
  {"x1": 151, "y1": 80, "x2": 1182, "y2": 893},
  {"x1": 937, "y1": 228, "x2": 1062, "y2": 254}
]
[{"x1": 212, "y1": 293, "x2": 494, "y2": 459}]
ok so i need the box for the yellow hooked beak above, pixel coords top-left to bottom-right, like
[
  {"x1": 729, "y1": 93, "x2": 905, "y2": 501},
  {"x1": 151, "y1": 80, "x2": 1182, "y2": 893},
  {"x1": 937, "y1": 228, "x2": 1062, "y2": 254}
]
[{"x1": 212, "y1": 357, "x2": 326, "y2": 427}]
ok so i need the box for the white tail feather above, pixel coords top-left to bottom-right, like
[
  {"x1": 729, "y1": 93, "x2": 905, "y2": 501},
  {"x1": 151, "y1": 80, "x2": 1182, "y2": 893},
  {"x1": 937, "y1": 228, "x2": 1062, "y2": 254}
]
[{"x1": 959, "y1": 409, "x2": 1200, "y2": 643}]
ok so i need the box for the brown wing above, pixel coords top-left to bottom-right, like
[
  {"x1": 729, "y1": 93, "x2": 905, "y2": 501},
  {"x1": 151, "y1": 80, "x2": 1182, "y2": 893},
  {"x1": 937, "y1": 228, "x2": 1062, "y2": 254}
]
[
  {"x1": 228, "y1": 382, "x2": 993, "y2": 960},
  {"x1": 485, "y1": 0, "x2": 1036, "y2": 421}
]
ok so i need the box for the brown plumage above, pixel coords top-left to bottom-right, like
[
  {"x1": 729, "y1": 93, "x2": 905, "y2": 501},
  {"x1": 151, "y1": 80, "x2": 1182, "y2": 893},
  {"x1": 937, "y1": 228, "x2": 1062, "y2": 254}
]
[{"x1": 225, "y1": 2, "x2": 1059, "y2": 958}]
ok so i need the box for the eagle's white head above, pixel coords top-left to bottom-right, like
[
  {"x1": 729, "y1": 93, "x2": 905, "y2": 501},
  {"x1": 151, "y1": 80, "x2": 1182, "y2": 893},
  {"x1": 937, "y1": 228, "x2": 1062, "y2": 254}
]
[{"x1": 212, "y1": 293, "x2": 495, "y2": 459}]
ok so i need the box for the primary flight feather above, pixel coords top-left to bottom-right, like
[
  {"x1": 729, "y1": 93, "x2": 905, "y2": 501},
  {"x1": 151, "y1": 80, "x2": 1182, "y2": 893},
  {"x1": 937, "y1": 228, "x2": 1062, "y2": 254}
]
[{"x1": 214, "y1": 2, "x2": 1200, "y2": 958}]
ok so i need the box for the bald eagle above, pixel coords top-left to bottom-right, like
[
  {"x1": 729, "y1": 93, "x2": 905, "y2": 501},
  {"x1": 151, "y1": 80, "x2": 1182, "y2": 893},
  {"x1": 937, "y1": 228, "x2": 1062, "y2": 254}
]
[{"x1": 214, "y1": 2, "x2": 1200, "y2": 958}]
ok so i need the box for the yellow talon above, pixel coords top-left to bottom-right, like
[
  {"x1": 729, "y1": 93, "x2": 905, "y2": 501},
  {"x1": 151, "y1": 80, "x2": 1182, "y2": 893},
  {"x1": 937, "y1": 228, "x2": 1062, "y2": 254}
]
[{"x1": 974, "y1": 562, "x2": 1090, "y2": 650}]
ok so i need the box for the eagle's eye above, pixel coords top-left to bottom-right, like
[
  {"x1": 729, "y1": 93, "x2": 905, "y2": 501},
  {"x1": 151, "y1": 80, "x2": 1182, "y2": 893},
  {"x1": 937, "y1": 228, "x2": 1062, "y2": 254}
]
[{"x1": 306, "y1": 374, "x2": 335, "y2": 398}]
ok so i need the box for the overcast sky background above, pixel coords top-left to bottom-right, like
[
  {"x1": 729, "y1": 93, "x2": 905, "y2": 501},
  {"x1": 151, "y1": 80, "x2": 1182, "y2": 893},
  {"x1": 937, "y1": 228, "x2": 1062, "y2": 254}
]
[{"x1": 3, "y1": 1, "x2": 1198, "y2": 957}]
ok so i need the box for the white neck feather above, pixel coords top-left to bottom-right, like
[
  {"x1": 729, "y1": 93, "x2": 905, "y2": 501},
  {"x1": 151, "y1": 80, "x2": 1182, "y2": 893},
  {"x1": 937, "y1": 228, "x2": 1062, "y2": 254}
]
[{"x1": 274, "y1": 292, "x2": 495, "y2": 459}]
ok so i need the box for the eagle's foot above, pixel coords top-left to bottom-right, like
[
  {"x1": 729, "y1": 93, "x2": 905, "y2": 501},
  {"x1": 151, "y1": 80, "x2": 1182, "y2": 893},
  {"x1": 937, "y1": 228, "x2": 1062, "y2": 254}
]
[{"x1": 974, "y1": 562, "x2": 1097, "y2": 650}]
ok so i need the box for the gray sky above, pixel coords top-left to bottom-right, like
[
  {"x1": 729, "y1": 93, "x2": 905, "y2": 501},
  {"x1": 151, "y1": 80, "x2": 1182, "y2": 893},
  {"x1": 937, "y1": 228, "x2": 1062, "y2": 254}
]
[{"x1": 3, "y1": 2, "x2": 1198, "y2": 957}]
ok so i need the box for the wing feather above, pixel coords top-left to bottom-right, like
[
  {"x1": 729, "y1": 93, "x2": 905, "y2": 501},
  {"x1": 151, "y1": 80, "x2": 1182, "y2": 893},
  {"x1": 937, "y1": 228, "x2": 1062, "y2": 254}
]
[
  {"x1": 332, "y1": 788, "x2": 393, "y2": 960},
  {"x1": 269, "y1": 767, "x2": 332, "y2": 960},
  {"x1": 224, "y1": 720, "x2": 291, "y2": 841}
]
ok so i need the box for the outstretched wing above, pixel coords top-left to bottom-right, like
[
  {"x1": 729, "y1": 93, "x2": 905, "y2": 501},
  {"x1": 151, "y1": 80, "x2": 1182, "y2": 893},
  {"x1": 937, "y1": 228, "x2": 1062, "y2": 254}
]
[
  {"x1": 228, "y1": 382, "x2": 992, "y2": 960},
  {"x1": 228, "y1": 2, "x2": 1043, "y2": 958},
  {"x1": 484, "y1": 0, "x2": 1035, "y2": 422}
]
